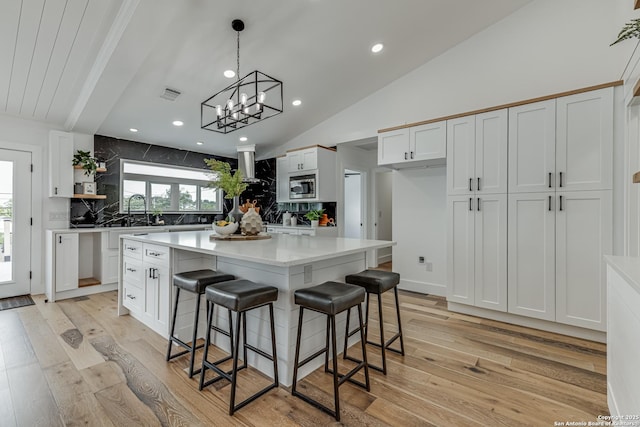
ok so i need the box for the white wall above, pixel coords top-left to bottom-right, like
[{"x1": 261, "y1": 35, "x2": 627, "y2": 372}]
[
  {"x1": 375, "y1": 171, "x2": 392, "y2": 263},
  {"x1": 0, "y1": 114, "x2": 93, "y2": 294},
  {"x1": 263, "y1": 0, "x2": 635, "y2": 158},
  {"x1": 393, "y1": 167, "x2": 447, "y2": 296},
  {"x1": 343, "y1": 172, "x2": 362, "y2": 239}
]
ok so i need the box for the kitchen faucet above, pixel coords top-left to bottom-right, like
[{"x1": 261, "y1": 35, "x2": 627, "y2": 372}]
[{"x1": 127, "y1": 194, "x2": 148, "y2": 226}]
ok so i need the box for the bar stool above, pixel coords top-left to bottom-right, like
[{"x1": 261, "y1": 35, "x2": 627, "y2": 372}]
[
  {"x1": 166, "y1": 269, "x2": 235, "y2": 378},
  {"x1": 292, "y1": 281, "x2": 370, "y2": 422},
  {"x1": 343, "y1": 270, "x2": 404, "y2": 375},
  {"x1": 199, "y1": 279, "x2": 279, "y2": 416}
]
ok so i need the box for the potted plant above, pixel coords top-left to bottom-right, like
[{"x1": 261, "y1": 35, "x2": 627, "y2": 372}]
[
  {"x1": 72, "y1": 150, "x2": 98, "y2": 176},
  {"x1": 151, "y1": 207, "x2": 164, "y2": 225},
  {"x1": 304, "y1": 208, "x2": 325, "y2": 227},
  {"x1": 205, "y1": 159, "x2": 248, "y2": 227}
]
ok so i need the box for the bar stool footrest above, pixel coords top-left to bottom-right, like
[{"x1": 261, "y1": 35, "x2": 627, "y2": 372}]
[
  {"x1": 167, "y1": 337, "x2": 205, "y2": 361},
  {"x1": 292, "y1": 390, "x2": 338, "y2": 419},
  {"x1": 326, "y1": 362, "x2": 369, "y2": 389}
]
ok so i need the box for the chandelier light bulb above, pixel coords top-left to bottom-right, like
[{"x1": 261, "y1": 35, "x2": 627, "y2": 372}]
[
  {"x1": 244, "y1": 106, "x2": 250, "y2": 114},
  {"x1": 227, "y1": 99, "x2": 234, "y2": 110},
  {"x1": 233, "y1": 111, "x2": 238, "y2": 120},
  {"x1": 258, "y1": 91, "x2": 266, "y2": 103},
  {"x1": 240, "y1": 93, "x2": 248, "y2": 105},
  {"x1": 256, "y1": 103, "x2": 262, "y2": 112},
  {"x1": 216, "y1": 105, "x2": 222, "y2": 116}
]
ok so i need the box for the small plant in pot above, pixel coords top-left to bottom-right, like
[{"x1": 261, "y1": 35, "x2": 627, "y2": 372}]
[
  {"x1": 72, "y1": 150, "x2": 98, "y2": 176},
  {"x1": 151, "y1": 207, "x2": 164, "y2": 225},
  {"x1": 304, "y1": 209, "x2": 325, "y2": 227},
  {"x1": 205, "y1": 159, "x2": 248, "y2": 231}
]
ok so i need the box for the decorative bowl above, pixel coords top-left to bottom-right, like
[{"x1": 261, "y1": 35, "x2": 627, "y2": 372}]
[{"x1": 213, "y1": 222, "x2": 238, "y2": 236}]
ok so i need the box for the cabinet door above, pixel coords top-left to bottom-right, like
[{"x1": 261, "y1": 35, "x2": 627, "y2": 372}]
[
  {"x1": 287, "y1": 151, "x2": 302, "y2": 172},
  {"x1": 55, "y1": 233, "x2": 79, "y2": 292},
  {"x1": 508, "y1": 100, "x2": 556, "y2": 193},
  {"x1": 474, "y1": 194, "x2": 507, "y2": 312},
  {"x1": 48, "y1": 131, "x2": 73, "y2": 197},
  {"x1": 556, "y1": 88, "x2": 613, "y2": 191},
  {"x1": 447, "y1": 196, "x2": 475, "y2": 305},
  {"x1": 154, "y1": 265, "x2": 171, "y2": 336},
  {"x1": 556, "y1": 190, "x2": 612, "y2": 331},
  {"x1": 301, "y1": 149, "x2": 317, "y2": 171},
  {"x1": 144, "y1": 267, "x2": 156, "y2": 325},
  {"x1": 446, "y1": 116, "x2": 475, "y2": 195},
  {"x1": 475, "y1": 110, "x2": 507, "y2": 194},
  {"x1": 410, "y1": 121, "x2": 446, "y2": 161},
  {"x1": 378, "y1": 129, "x2": 410, "y2": 165},
  {"x1": 507, "y1": 193, "x2": 556, "y2": 321},
  {"x1": 276, "y1": 156, "x2": 289, "y2": 202}
]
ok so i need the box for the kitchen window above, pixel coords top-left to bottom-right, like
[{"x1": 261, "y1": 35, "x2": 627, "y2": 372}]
[{"x1": 120, "y1": 160, "x2": 222, "y2": 213}]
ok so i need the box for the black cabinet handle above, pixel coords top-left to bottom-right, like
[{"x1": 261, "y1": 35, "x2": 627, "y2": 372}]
[
  {"x1": 469, "y1": 198, "x2": 472, "y2": 211},
  {"x1": 477, "y1": 197, "x2": 480, "y2": 211},
  {"x1": 126, "y1": 267, "x2": 136, "y2": 272},
  {"x1": 548, "y1": 172, "x2": 552, "y2": 188},
  {"x1": 469, "y1": 178, "x2": 472, "y2": 192},
  {"x1": 404, "y1": 152, "x2": 408, "y2": 160},
  {"x1": 548, "y1": 195, "x2": 552, "y2": 211},
  {"x1": 477, "y1": 177, "x2": 480, "y2": 191},
  {"x1": 58, "y1": 236, "x2": 61, "y2": 244},
  {"x1": 410, "y1": 151, "x2": 415, "y2": 159},
  {"x1": 559, "y1": 195, "x2": 563, "y2": 211},
  {"x1": 559, "y1": 172, "x2": 563, "y2": 188},
  {"x1": 126, "y1": 294, "x2": 136, "y2": 300},
  {"x1": 55, "y1": 187, "x2": 58, "y2": 195}
]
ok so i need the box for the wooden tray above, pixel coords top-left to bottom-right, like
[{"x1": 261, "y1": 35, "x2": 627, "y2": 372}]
[{"x1": 210, "y1": 234, "x2": 272, "y2": 241}]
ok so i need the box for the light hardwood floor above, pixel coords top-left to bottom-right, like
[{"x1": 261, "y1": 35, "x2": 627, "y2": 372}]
[{"x1": 0, "y1": 289, "x2": 607, "y2": 426}]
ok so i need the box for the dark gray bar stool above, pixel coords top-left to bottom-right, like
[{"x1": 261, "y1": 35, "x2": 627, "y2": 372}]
[
  {"x1": 166, "y1": 269, "x2": 235, "y2": 378},
  {"x1": 199, "y1": 279, "x2": 279, "y2": 416},
  {"x1": 292, "y1": 281, "x2": 370, "y2": 422},
  {"x1": 343, "y1": 270, "x2": 404, "y2": 375}
]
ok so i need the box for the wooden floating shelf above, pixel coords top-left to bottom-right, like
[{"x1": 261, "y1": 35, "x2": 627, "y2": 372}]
[
  {"x1": 635, "y1": 0, "x2": 640, "y2": 9},
  {"x1": 78, "y1": 277, "x2": 101, "y2": 287},
  {"x1": 74, "y1": 165, "x2": 107, "y2": 172},
  {"x1": 633, "y1": 171, "x2": 640, "y2": 183},
  {"x1": 72, "y1": 194, "x2": 107, "y2": 199}
]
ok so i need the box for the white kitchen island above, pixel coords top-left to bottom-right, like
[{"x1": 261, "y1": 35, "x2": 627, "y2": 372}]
[{"x1": 119, "y1": 230, "x2": 395, "y2": 386}]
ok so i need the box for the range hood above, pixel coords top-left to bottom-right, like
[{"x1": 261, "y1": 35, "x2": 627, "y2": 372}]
[{"x1": 237, "y1": 145, "x2": 260, "y2": 183}]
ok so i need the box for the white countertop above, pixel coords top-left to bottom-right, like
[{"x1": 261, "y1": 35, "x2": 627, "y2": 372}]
[
  {"x1": 605, "y1": 255, "x2": 640, "y2": 294},
  {"x1": 122, "y1": 230, "x2": 395, "y2": 267},
  {"x1": 267, "y1": 223, "x2": 339, "y2": 229},
  {"x1": 48, "y1": 224, "x2": 211, "y2": 233}
]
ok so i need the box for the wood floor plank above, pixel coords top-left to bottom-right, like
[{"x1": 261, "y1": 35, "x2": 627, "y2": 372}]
[
  {"x1": 7, "y1": 362, "x2": 63, "y2": 426},
  {"x1": 18, "y1": 305, "x2": 69, "y2": 369},
  {"x1": 366, "y1": 397, "x2": 437, "y2": 427},
  {"x1": 0, "y1": 369, "x2": 17, "y2": 427},
  {"x1": 95, "y1": 382, "x2": 162, "y2": 427}
]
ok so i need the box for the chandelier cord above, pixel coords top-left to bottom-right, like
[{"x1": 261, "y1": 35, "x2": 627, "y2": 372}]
[{"x1": 236, "y1": 30, "x2": 240, "y2": 83}]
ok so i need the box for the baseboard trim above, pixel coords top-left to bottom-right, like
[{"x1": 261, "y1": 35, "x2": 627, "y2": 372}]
[
  {"x1": 377, "y1": 254, "x2": 392, "y2": 264},
  {"x1": 447, "y1": 302, "x2": 606, "y2": 343},
  {"x1": 398, "y1": 278, "x2": 446, "y2": 297}
]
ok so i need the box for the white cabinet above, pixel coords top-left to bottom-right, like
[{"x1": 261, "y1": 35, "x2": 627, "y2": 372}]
[
  {"x1": 508, "y1": 100, "x2": 556, "y2": 193},
  {"x1": 507, "y1": 192, "x2": 556, "y2": 321},
  {"x1": 55, "y1": 233, "x2": 79, "y2": 292},
  {"x1": 288, "y1": 147, "x2": 318, "y2": 172},
  {"x1": 508, "y1": 88, "x2": 613, "y2": 193},
  {"x1": 556, "y1": 190, "x2": 611, "y2": 331},
  {"x1": 48, "y1": 131, "x2": 73, "y2": 198},
  {"x1": 446, "y1": 110, "x2": 507, "y2": 195},
  {"x1": 276, "y1": 156, "x2": 289, "y2": 202},
  {"x1": 556, "y1": 89, "x2": 613, "y2": 191},
  {"x1": 378, "y1": 120, "x2": 446, "y2": 167},
  {"x1": 447, "y1": 194, "x2": 507, "y2": 311}
]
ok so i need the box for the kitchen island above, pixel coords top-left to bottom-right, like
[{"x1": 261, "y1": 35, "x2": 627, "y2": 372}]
[{"x1": 119, "y1": 230, "x2": 395, "y2": 386}]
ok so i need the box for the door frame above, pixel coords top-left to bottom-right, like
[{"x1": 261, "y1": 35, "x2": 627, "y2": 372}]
[
  {"x1": 343, "y1": 169, "x2": 365, "y2": 239},
  {"x1": 0, "y1": 140, "x2": 43, "y2": 296}
]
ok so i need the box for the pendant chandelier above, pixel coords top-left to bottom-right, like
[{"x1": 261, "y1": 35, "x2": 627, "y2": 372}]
[{"x1": 201, "y1": 19, "x2": 283, "y2": 134}]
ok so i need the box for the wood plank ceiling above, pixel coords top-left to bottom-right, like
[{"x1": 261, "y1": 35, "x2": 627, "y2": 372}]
[{"x1": 0, "y1": 0, "x2": 119, "y2": 125}]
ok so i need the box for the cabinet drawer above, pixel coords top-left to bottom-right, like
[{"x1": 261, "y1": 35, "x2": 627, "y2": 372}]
[
  {"x1": 123, "y1": 240, "x2": 143, "y2": 260},
  {"x1": 143, "y1": 243, "x2": 169, "y2": 265},
  {"x1": 123, "y1": 284, "x2": 142, "y2": 313},
  {"x1": 122, "y1": 259, "x2": 143, "y2": 287}
]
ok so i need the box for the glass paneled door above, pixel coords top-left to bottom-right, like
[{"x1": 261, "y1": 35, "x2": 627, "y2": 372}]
[{"x1": 0, "y1": 149, "x2": 31, "y2": 298}]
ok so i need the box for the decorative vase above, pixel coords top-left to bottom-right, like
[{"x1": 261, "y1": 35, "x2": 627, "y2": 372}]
[
  {"x1": 229, "y1": 196, "x2": 244, "y2": 234},
  {"x1": 310, "y1": 219, "x2": 319, "y2": 227},
  {"x1": 241, "y1": 208, "x2": 263, "y2": 236},
  {"x1": 319, "y1": 213, "x2": 329, "y2": 226}
]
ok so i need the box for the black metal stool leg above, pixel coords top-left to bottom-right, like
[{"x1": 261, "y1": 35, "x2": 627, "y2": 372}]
[
  {"x1": 394, "y1": 287, "x2": 405, "y2": 355},
  {"x1": 330, "y1": 314, "x2": 340, "y2": 421},
  {"x1": 268, "y1": 304, "x2": 279, "y2": 386},
  {"x1": 357, "y1": 303, "x2": 370, "y2": 391},
  {"x1": 377, "y1": 293, "x2": 387, "y2": 375},
  {"x1": 291, "y1": 307, "x2": 304, "y2": 394},
  {"x1": 229, "y1": 310, "x2": 242, "y2": 416},
  {"x1": 324, "y1": 314, "x2": 330, "y2": 372},
  {"x1": 342, "y1": 307, "x2": 351, "y2": 359},
  {"x1": 166, "y1": 288, "x2": 181, "y2": 361},
  {"x1": 199, "y1": 299, "x2": 215, "y2": 391},
  {"x1": 188, "y1": 293, "x2": 202, "y2": 378},
  {"x1": 242, "y1": 311, "x2": 248, "y2": 365}
]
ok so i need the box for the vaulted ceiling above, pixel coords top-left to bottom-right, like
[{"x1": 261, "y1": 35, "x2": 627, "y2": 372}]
[{"x1": 0, "y1": 0, "x2": 531, "y2": 157}]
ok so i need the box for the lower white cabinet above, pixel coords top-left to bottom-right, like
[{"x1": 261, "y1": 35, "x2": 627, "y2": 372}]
[
  {"x1": 55, "y1": 233, "x2": 79, "y2": 292},
  {"x1": 507, "y1": 190, "x2": 612, "y2": 331},
  {"x1": 447, "y1": 194, "x2": 507, "y2": 311},
  {"x1": 122, "y1": 240, "x2": 171, "y2": 337}
]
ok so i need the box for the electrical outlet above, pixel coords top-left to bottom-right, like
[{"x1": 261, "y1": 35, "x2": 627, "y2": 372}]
[
  {"x1": 418, "y1": 256, "x2": 425, "y2": 264},
  {"x1": 49, "y1": 212, "x2": 68, "y2": 221},
  {"x1": 425, "y1": 261, "x2": 433, "y2": 272}
]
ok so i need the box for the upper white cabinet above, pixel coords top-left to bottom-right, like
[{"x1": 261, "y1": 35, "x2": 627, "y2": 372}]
[
  {"x1": 288, "y1": 147, "x2": 318, "y2": 172},
  {"x1": 508, "y1": 100, "x2": 556, "y2": 193},
  {"x1": 556, "y1": 88, "x2": 613, "y2": 191},
  {"x1": 378, "y1": 120, "x2": 446, "y2": 168},
  {"x1": 447, "y1": 110, "x2": 507, "y2": 195},
  {"x1": 509, "y1": 88, "x2": 613, "y2": 193},
  {"x1": 48, "y1": 130, "x2": 73, "y2": 198}
]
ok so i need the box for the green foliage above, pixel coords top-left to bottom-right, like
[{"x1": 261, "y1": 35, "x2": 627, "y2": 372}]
[
  {"x1": 0, "y1": 199, "x2": 11, "y2": 218},
  {"x1": 611, "y1": 19, "x2": 640, "y2": 46},
  {"x1": 72, "y1": 150, "x2": 98, "y2": 176},
  {"x1": 204, "y1": 159, "x2": 247, "y2": 199},
  {"x1": 304, "y1": 208, "x2": 325, "y2": 221}
]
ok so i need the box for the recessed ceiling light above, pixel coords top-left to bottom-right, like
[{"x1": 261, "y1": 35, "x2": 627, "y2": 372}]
[
  {"x1": 196, "y1": 141, "x2": 204, "y2": 145},
  {"x1": 129, "y1": 128, "x2": 138, "y2": 132},
  {"x1": 371, "y1": 43, "x2": 384, "y2": 53},
  {"x1": 172, "y1": 120, "x2": 184, "y2": 126},
  {"x1": 224, "y1": 70, "x2": 235, "y2": 78},
  {"x1": 292, "y1": 99, "x2": 302, "y2": 106},
  {"x1": 239, "y1": 136, "x2": 248, "y2": 142}
]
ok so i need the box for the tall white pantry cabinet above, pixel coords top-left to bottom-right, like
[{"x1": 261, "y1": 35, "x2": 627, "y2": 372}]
[{"x1": 447, "y1": 87, "x2": 613, "y2": 332}]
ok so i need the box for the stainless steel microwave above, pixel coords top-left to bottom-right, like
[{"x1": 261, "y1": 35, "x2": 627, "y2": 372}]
[{"x1": 289, "y1": 174, "x2": 316, "y2": 199}]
